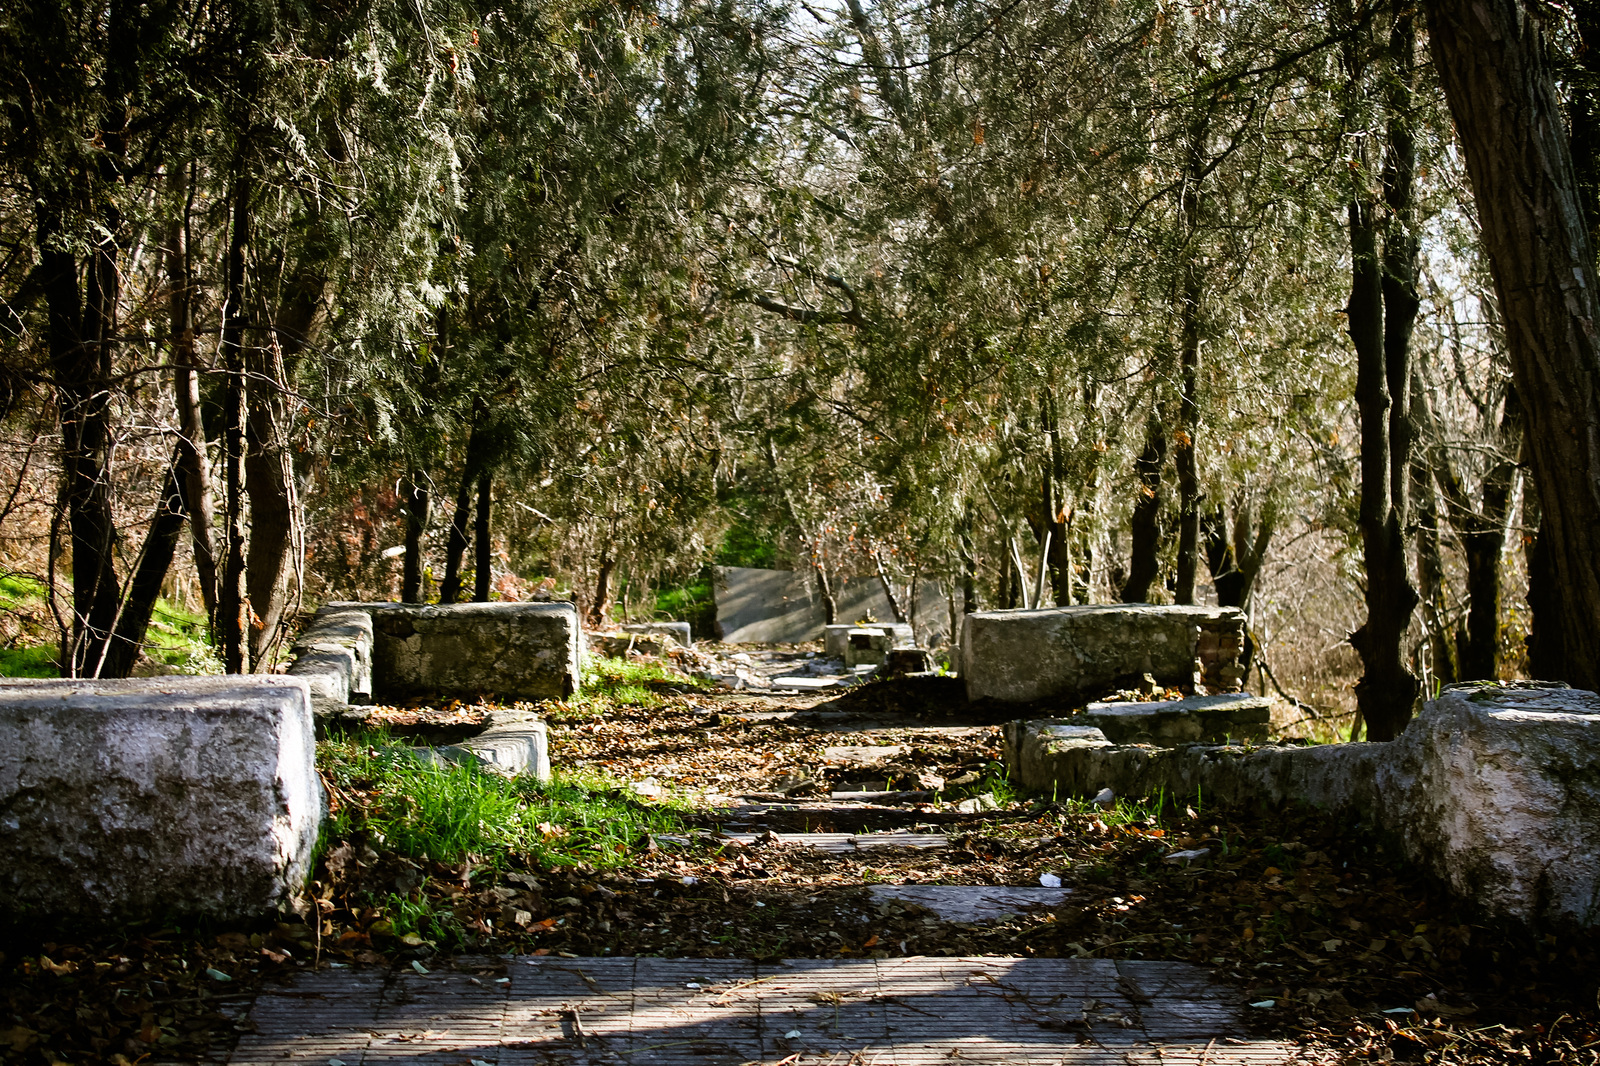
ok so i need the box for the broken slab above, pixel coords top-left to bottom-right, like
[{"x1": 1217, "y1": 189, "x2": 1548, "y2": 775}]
[
  {"x1": 961, "y1": 604, "x2": 1246, "y2": 703},
  {"x1": 714, "y1": 567, "x2": 946, "y2": 644},
  {"x1": 329, "y1": 601, "x2": 581, "y2": 702},
  {"x1": 1005, "y1": 682, "x2": 1600, "y2": 927},
  {"x1": 869, "y1": 884, "x2": 1071, "y2": 923},
  {"x1": 449, "y1": 707, "x2": 551, "y2": 781},
  {"x1": 1081, "y1": 693, "x2": 1271, "y2": 745},
  {"x1": 0, "y1": 676, "x2": 323, "y2": 921},
  {"x1": 621, "y1": 621, "x2": 692, "y2": 646}
]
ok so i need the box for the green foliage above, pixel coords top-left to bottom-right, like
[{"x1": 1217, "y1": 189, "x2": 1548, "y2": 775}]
[
  {"x1": 320, "y1": 732, "x2": 688, "y2": 868},
  {"x1": 560, "y1": 655, "x2": 711, "y2": 717},
  {"x1": 714, "y1": 520, "x2": 779, "y2": 570},
  {"x1": 0, "y1": 645, "x2": 56, "y2": 678}
]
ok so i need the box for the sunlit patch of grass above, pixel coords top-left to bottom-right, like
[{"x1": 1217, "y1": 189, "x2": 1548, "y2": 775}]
[
  {"x1": 542, "y1": 654, "x2": 710, "y2": 718},
  {"x1": 0, "y1": 572, "x2": 218, "y2": 677},
  {"x1": 0, "y1": 644, "x2": 57, "y2": 678},
  {"x1": 319, "y1": 731, "x2": 688, "y2": 869}
]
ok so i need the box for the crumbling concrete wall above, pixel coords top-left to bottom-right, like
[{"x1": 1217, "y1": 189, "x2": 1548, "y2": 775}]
[
  {"x1": 1004, "y1": 682, "x2": 1600, "y2": 927},
  {"x1": 0, "y1": 676, "x2": 323, "y2": 922},
  {"x1": 961, "y1": 605, "x2": 1246, "y2": 704}
]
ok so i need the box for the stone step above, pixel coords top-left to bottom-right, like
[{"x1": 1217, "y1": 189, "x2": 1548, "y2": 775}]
[
  {"x1": 228, "y1": 956, "x2": 1293, "y2": 1065},
  {"x1": 869, "y1": 884, "x2": 1072, "y2": 923},
  {"x1": 1081, "y1": 693, "x2": 1272, "y2": 746},
  {"x1": 721, "y1": 831, "x2": 948, "y2": 852}
]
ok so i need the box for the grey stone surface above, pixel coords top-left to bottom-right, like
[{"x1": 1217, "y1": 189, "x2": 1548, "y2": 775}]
[
  {"x1": 868, "y1": 884, "x2": 1072, "y2": 922},
  {"x1": 331, "y1": 601, "x2": 582, "y2": 702},
  {"x1": 961, "y1": 604, "x2": 1247, "y2": 704},
  {"x1": 0, "y1": 675, "x2": 323, "y2": 921},
  {"x1": 1005, "y1": 682, "x2": 1600, "y2": 926},
  {"x1": 230, "y1": 956, "x2": 1290, "y2": 1065},
  {"x1": 825, "y1": 622, "x2": 914, "y2": 660},
  {"x1": 715, "y1": 567, "x2": 946, "y2": 644},
  {"x1": 1082, "y1": 693, "x2": 1272, "y2": 745},
  {"x1": 448, "y1": 708, "x2": 551, "y2": 781},
  {"x1": 287, "y1": 607, "x2": 373, "y2": 715},
  {"x1": 623, "y1": 621, "x2": 693, "y2": 646}
]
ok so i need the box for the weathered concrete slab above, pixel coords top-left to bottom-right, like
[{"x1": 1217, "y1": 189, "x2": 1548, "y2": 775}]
[
  {"x1": 869, "y1": 884, "x2": 1072, "y2": 922},
  {"x1": 1006, "y1": 682, "x2": 1600, "y2": 926},
  {"x1": 623, "y1": 621, "x2": 694, "y2": 646},
  {"x1": 449, "y1": 708, "x2": 551, "y2": 781},
  {"x1": 715, "y1": 567, "x2": 946, "y2": 645},
  {"x1": 331, "y1": 601, "x2": 582, "y2": 702},
  {"x1": 961, "y1": 604, "x2": 1247, "y2": 704},
  {"x1": 0, "y1": 676, "x2": 323, "y2": 921},
  {"x1": 1082, "y1": 693, "x2": 1271, "y2": 745},
  {"x1": 228, "y1": 956, "x2": 1292, "y2": 1065},
  {"x1": 287, "y1": 607, "x2": 374, "y2": 715}
]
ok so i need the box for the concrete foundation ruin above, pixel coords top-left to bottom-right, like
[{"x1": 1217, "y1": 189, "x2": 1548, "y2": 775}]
[
  {"x1": 290, "y1": 601, "x2": 571, "y2": 780},
  {"x1": 960, "y1": 604, "x2": 1247, "y2": 704},
  {"x1": 0, "y1": 676, "x2": 323, "y2": 922},
  {"x1": 1005, "y1": 682, "x2": 1600, "y2": 927}
]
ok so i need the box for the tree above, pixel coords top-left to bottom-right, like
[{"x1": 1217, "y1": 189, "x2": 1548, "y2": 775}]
[{"x1": 1423, "y1": 0, "x2": 1600, "y2": 692}]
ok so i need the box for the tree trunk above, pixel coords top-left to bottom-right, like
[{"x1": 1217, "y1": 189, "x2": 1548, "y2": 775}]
[
  {"x1": 100, "y1": 449, "x2": 190, "y2": 678},
  {"x1": 1344, "y1": 7, "x2": 1421, "y2": 741},
  {"x1": 38, "y1": 227, "x2": 120, "y2": 677},
  {"x1": 1424, "y1": 0, "x2": 1600, "y2": 691},
  {"x1": 874, "y1": 549, "x2": 909, "y2": 623},
  {"x1": 590, "y1": 552, "x2": 615, "y2": 627},
  {"x1": 815, "y1": 554, "x2": 838, "y2": 625},
  {"x1": 1412, "y1": 461, "x2": 1460, "y2": 687},
  {"x1": 401, "y1": 471, "x2": 429, "y2": 603},
  {"x1": 1122, "y1": 411, "x2": 1166, "y2": 603},
  {"x1": 166, "y1": 171, "x2": 218, "y2": 633},
  {"x1": 1173, "y1": 117, "x2": 1209, "y2": 606},
  {"x1": 219, "y1": 177, "x2": 252, "y2": 674},
  {"x1": 473, "y1": 468, "x2": 492, "y2": 602}
]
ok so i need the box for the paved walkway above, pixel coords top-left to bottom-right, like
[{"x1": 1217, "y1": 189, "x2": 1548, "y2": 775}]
[{"x1": 229, "y1": 956, "x2": 1296, "y2": 1065}]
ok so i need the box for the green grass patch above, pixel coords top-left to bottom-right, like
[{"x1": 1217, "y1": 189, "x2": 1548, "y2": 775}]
[
  {"x1": 319, "y1": 732, "x2": 688, "y2": 869},
  {"x1": 543, "y1": 654, "x2": 710, "y2": 718},
  {"x1": 0, "y1": 572, "x2": 218, "y2": 677},
  {"x1": 0, "y1": 644, "x2": 57, "y2": 678}
]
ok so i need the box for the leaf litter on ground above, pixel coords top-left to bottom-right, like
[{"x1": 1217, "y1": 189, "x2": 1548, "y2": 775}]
[{"x1": 2, "y1": 668, "x2": 1598, "y2": 1064}]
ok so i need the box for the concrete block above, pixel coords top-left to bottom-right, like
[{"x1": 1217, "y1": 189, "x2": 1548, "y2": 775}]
[
  {"x1": 447, "y1": 710, "x2": 551, "y2": 781},
  {"x1": 621, "y1": 622, "x2": 692, "y2": 647},
  {"x1": 331, "y1": 601, "x2": 581, "y2": 702},
  {"x1": 1081, "y1": 693, "x2": 1271, "y2": 745},
  {"x1": 960, "y1": 604, "x2": 1246, "y2": 704},
  {"x1": 0, "y1": 676, "x2": 323, "y2": 921},
  {"x1": 288, "y1": 607, "x2": 374, "y2": 715},
  {"x1": 1397, "y1": 683, "x2": 1600, "y2": 926},
  {"x1": 825, "y1": 622, "x2": 914, "y2": 661}
]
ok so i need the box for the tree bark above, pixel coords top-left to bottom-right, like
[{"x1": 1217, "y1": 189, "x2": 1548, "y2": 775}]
[
  {"x1": 473, "y1": 468, "x2": 492, "y2": 602},
  {"x1": 1344, "y1": 6, "x2": 1422, "y2": 741},
  {"x1": 1424, "y1": 0, "x2": 1600, "y2": 691},
  {"x1": 1123, "y1": 411, "x2": 1166, "y2": 603},
  {"x1": 590, "y1": 551, "x2": 615, "y2": 627},
  {"x1": 166, "y1": 178, "x2": 218, "y2": 634},
  {"x1": 401, "y1": 470, "x2": 429, "y2": 603},
  {"x1": 100, "y1": 449, "x2": 190, "y2": 678},
  {"x1": 1173, "y1": 117, "x2": 1209, "y2": 606},
  {"x1": 219, "y1": 177, "x2": 253, "y2": 674}
]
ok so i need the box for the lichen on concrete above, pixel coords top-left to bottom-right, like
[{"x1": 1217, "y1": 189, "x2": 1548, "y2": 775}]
[{"x1": 0, "y1": 676, "x2": 323, "y2": 922}]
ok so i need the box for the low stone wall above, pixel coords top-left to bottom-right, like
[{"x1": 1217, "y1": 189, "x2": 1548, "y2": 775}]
[
  {"x1": 961, "y1": 604, "x2": 1246, "y2": 704},
  {"x1": 310, "y1": 601, "x2": 582, "y2": 703},
  {"x1": 1004, "y1": 682, "x2": 1600, "y2": 927},
  {"x1": 0, "y1": 676, "x2": 323, "y2": 922},
  {"x1": 290, "y1": 602, "x2": 568, "y2": 782},
  {"x1": 1080, "y1": 693, "x2": 1271, "y2": 745}
]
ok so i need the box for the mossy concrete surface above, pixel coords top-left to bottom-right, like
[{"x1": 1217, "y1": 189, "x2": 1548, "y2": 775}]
[{"x1": 0, "y1": 675, "x2": 323, "y2": 921}]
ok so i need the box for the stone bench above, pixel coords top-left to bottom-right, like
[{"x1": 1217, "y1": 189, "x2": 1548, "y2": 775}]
[
  {"x1": 960, "y1": 604, "x2": 1246, "y2": 704},
  {"x1": 1080, "y1": 693, "x2": 1271, "y2": 745},
  {"x1": 1003, "y1": 682, "x2": 1600, "y2": 927},
  {"x1": 0, "y1": 676, "x2": 322, "y2": 922}
]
